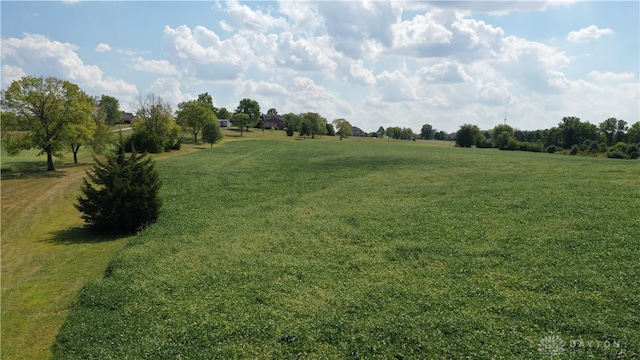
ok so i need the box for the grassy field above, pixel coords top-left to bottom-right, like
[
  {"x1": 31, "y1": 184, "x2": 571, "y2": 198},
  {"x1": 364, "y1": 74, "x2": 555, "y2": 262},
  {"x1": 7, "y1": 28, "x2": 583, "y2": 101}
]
[
  {"x1": 0, "y1": 128, "x2": 299, "y2": 359},
  {"x1": 46, "y1": 138, "x2": 640, "y2": 358}
]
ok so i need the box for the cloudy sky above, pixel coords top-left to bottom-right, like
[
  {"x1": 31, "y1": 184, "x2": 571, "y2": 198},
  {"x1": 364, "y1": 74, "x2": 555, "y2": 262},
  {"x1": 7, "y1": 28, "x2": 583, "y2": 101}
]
[{"x1": 2, "y1": 1, "x2": 638, "y2": 133}]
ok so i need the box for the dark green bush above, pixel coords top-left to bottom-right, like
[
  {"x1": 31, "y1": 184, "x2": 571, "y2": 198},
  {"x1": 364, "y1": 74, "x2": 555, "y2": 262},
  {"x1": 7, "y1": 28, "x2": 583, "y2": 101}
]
[
  {"x1": 529, "y1": 143, "x2": 544, "y2": 152},
  {"x1": 606, "y1": 151, "x2": 626, "y2": 159},
  {"x1": 476, "y1": 138, "x2": 493, "y2": 148},
  {"x1": 545, "y1": 145, "x2": 557, "y2": 153},
  {"x1": 124, "y1": 131, "x2": 165, "y2": 154},
  {"x1": 76, "y1": 142, "x2": 162, "y2": 234},
  {"x1": 570, "y1": 144, "x2": 579, "y2": 155},
  {"x1": 626, "y1": 144, "x2": 638, "y2": 159}
]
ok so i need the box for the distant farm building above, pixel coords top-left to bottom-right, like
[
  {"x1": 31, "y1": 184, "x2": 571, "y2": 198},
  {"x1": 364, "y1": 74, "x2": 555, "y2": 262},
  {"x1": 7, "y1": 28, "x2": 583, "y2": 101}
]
[
  {"x1": 121, "y1": 111, "x2": 134, "y2": 124},
  {"x1": 218, "y1": 119, "x2": 230, "y2": 127},
  {"x1": 260, "y1": 114, "x2": 285, "y2": 130},
  {"x1": 351, "y1": 127, "x2": 367, "y2": 137}
]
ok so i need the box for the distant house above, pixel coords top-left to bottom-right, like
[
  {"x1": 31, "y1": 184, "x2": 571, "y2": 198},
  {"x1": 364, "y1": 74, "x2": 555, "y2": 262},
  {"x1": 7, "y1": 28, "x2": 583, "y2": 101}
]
[
  {"x1": 121, "y1": 111, "x2": 134, "y2": 124},
  {"x1": 218, "y1": 119, "x2": 230, "y2": 127},
  {"x1": 351, "y1": 126, "x2": 367, "y2": 137},
  {"x1": 260, "y1": 114, "x2": 285, "y2": 130}
]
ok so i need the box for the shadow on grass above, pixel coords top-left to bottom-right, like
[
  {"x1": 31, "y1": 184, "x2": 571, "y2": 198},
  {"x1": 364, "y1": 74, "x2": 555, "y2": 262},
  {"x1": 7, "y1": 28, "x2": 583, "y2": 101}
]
[
  {"x1": 1, "y1": 162, "x2": 91, "y2": 180},
  {"x1": 43, "y1": 226, "x2": 129, "y2": 245},
  {"x1": 1, "y1": 167, "x2": 68, "y2": 180}
]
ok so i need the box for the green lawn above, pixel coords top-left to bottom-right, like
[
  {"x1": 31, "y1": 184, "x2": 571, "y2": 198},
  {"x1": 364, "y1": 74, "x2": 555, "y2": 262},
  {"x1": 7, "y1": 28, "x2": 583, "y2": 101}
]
[{"x1": 49, "y1": 139, "x2": 639, "y2": 358}]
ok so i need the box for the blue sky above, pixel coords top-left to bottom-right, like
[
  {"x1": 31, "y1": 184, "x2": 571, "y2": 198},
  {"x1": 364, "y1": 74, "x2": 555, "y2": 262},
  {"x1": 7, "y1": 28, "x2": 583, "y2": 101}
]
[{"x1": 2, "y1": 1, "x2": 638, "y2": 133}]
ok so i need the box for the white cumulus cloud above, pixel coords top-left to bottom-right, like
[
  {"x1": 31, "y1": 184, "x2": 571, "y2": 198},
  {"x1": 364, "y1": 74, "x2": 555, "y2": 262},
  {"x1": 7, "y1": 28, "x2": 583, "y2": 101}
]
[
  {"x1": 95, "y1": 43, "x2": 112, "y2": 52},
  {"x1": 349, "y1": 60, "x2": 376, "y2": 86},
  {"x1": 588, "y1": 71, "x2": 636, "y2": 82},
  {"x1": 1, "y1": 33, "x2": 138, "y2": 101},
  {"x1": 130, "y1": 57, "x2": 179, "y2": 76},
  {"x1": 566, "y1": 25, "x2": 614, "y2": 43},
  {"x1": 1, "y1": 64, "x2": 27, "y2": 88}
]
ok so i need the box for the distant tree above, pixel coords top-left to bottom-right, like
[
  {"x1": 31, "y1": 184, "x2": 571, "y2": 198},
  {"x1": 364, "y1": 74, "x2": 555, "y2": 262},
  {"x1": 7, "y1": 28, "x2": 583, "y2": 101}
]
[
  {"x1": 217, "y1": 107, "x2": 231, "y2": 120},
  {"x1": 401, "y1": 127, "x2": 414, "y2": 140},
  {"x1": 76, "y1": 139, "x2": 162, "y2": 234},
  {"x1": 302, "y1": 112, "x2": 327, "y2": 139},
  {"x1": 98, "y1": 95, "x2": 121, "y2": 125},
  {"x1": 283, "y1": 113, "x2": 302, "y2": 135},
  {"x1": 201, "y1": 120, "x2": 223, "y2": 147},
  {"x1": 176, "y1": 100, "x2": 217, "y2": 142},
  {"x1": 133, "y1": 93, "x2": 181, "y2": 152},
  {"x1": 299, "y1": 119, "x2": 311, "y2": 138},
  {"x1": 557, "y1": 116, "x2": 597, "y2": 149},
  {"x1": 386, "y1": 127, "x2": 401, "y2": 139},
  {"x1": 326, "y1": 123, "x2": 336, "y2": 136},
  {"x1": 541, "y1": 127, "x2": 563, "y2": 148},
  {"x1": 333, "y1": 118, "x2": 353, "y2": 140},
  {"x1": 434, "y1": 131, "x2": 446, "y2": 140},
  {"x1": 231, "y1": 113, "x2": 251, "y2": 136},
  {"x1": 197, "y1": 92, "x2": 218, "y2": 113},
  {"x1": 599, "y1": 117, "x2": 625, "y2": 145},
  {"x1": 456, "y1": 124, "x2": 481, "y2": 147},
  {"x1": 267, "y1": 108, "x2": 278, "y2": 115},
  {"x1": 377, "y1": 126, "x2": 385, "y2": 138},
  {"x1": 235, "y1": 98, "x2": 261, "y2": 130},
  {"x1": 89, "y1": 96, "x2": 116, "y2": 156},
  {"x1": 614, "y1": 119, "x2": 629, "y2": 143},
  {"x1": 491, "y1": 124, "x2": 513, "y2": 142},
  {"x1": 514, "y1": 129, "x2": 542, "y2": 143},
  {"x1": 627, "y1": 121, "x2": 640, "y2": 144},
  {"x1": 63, "y1": 96, "x2": 98, "y2": 163},
  {"x1": 495, "y1": 131, "x2": 513, "y2": 150},
  {"x1": 2, "y1": 75, "x2": 95, "y2": 171},
  {"x1": 420, "y1": 124, "x2": 435, "y2": 139}
]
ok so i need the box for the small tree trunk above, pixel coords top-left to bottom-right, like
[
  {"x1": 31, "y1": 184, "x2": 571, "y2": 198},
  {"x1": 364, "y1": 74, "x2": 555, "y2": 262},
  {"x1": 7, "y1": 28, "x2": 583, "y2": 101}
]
[
  {"x1": 73, "y1": 145, "x2": 80, "y2": 163},
  {"x1": 47, "y1": 151, "x2": 55, "y2": 171}
]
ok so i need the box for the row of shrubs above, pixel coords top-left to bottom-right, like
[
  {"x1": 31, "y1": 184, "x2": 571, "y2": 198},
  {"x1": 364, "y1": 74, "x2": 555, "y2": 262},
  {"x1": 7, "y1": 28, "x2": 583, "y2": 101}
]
[{"x1": 494, "y1": 139, "x2": 639, "y2": 159}]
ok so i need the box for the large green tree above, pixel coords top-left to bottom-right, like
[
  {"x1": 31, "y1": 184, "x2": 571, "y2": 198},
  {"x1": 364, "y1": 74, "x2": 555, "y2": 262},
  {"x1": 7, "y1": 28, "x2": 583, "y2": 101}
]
[
  {"x1": 217, "y1": 107, "x2": 231, "y2": 120},
  {"x1": 197, "y1": 92, "x2": 218, "y2": 114},
  {"x1": 63, "y1": 98, "x2": 98, "y2": 164},
  {"x1": 176, "y1": 100, "x2": 217, "y2": 142},
  {"x1": 332, "y1": 118, "x2": 353, "y2": 140},
  {"x1": 599, "y1": 117, "x2": 628, "y2": 145},
  {"x1": 133, "y1": 93, "x2": 181, "y2": 152},
  {"x1": 627, "y1": 121, "x2": 640, "y2": 144},
  {"x1": 2, "y1": 75, "x2": 94, "y2": 171},
  {"x1": 302, "y1": 112, "x2": 327, "y2": 139},
  {"x1": 76, "y1": 139, "x2": 162, "y2": 234},
  {"x1": 283, "y1": 113, "x2": 302, "y2": 136},
  {"x1": 235, "y1": 98, "x2": 261, "y2": 131},
  {"x1": 89, "y1": 96, "x2": 116, "y2": 156},
  {"x1": 231, "y1": 113, "x2": 251, "y2": 136},
  {"x1": 420, "y1": 124, "x2": 435, "y2": 140},
  {"x1": 455, "y1": 124, "x2": 481, "y2": 148},
  {"x1": 98, "y1": 94, "x2": 121, "y2": 124}
]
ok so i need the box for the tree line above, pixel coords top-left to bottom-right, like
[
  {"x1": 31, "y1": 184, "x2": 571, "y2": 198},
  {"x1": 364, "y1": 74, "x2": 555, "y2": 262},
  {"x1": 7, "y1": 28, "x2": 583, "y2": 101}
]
[{"x1": 454, "y1": 116, "x2": 640, "y2": 159}]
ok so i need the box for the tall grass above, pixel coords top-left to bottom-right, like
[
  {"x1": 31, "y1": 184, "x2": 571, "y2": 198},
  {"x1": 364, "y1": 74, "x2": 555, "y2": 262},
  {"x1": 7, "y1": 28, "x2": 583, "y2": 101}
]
[{"x1": 54, "y1": 139, "x2": 639, "y2": 358}]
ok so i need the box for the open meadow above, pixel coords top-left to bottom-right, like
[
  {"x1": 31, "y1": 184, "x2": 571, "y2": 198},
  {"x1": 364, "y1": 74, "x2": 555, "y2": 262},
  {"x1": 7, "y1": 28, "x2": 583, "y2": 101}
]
[
  {"x1": 54, "y1": 137, "x2": 639, "y2": 358},
  {"x1": 3, "y1": 133, "x2": 639, "y2": 358}
]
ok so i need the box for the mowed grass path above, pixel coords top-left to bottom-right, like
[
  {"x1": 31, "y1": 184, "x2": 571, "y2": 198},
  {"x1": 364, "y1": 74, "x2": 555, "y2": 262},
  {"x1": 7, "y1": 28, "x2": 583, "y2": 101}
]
[{"x1": 52, "y1": 139, "x2": 639, "y2": 358}]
